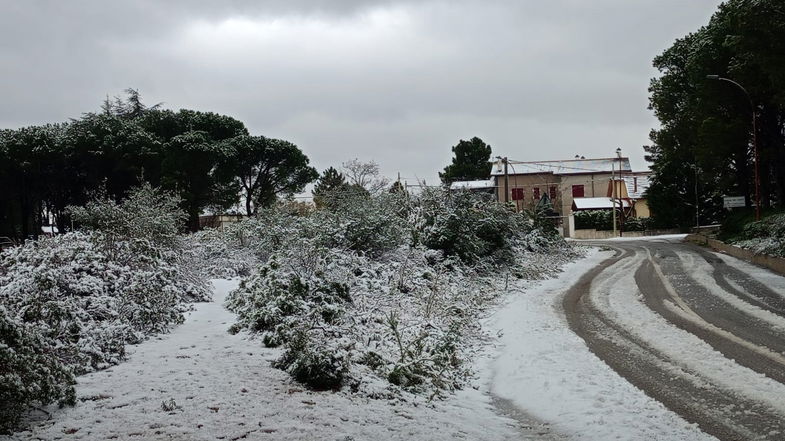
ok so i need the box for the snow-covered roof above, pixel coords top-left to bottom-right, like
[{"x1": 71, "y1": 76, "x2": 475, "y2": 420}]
[
  {"x1": 450, "y1": 179, "x2": 496, "y2": 190},
  {"x1": 490, "y1": 157, "x2": 632, "y2": 176},
  {"x1": 623, "y1": 173, "x2": 651, "y2": 199},
  {"x1": 572, "y1": 197, "x2": 631, "y2": 210}
]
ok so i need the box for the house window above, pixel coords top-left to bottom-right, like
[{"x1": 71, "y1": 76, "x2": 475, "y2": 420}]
[
  {"x1": 533, "y1": 187, "x2": 541, "y2": 199},
  {"x1": 572, "y1": 185, "x2": 584, "y2": 198},
  {"x1": 511, "y1": 188, "x2": 524, "y2": 201},
  {"x1": 633, "y1": 177, "x2": 638, "y2": 193},
  {"x1": 549, "y1": 185, "x2": 557, "y2": 200}
]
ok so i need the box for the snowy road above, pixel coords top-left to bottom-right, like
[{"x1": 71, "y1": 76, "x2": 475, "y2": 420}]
[{"x1": 565, "y1": 237, "x2": 785, "y2": 440}]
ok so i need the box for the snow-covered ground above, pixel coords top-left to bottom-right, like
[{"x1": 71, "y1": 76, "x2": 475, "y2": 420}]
[
  {"x1": 6, "y1": 280, "x2": 530, "y2": 441},
  {"x1": 487, "y1": 247, "x2": 716, "y2": 441},
  {"x1": 15, "y1": 237, "x2": 781, "y2": 440}
]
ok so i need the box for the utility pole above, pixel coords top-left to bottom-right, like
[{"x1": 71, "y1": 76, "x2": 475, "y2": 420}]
[
  {"x1": 694, "y1": 165, "x2": 700, "y2": 228},
  {"x1": 616, "y1": 148, "x2": 624, "y2": 237},
  {"x1": 612, "y1": 159, "x2": 617, "y2": 237},
  {"x1": 504, "y1": 157, "x2": 509, "y2": 204}
]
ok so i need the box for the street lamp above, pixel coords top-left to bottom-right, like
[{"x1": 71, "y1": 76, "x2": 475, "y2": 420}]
[{"x1": 706, "y1": 74, "x2": 761, "y2": 221}]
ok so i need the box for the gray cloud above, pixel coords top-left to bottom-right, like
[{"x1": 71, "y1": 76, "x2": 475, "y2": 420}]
[{"x1": 0, "y1": 0, "x2": 722, "y2": 184}]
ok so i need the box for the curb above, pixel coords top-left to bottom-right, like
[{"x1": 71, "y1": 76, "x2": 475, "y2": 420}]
[{"x1": 685, "y1": 234, "x2": 785, "y2": 276}]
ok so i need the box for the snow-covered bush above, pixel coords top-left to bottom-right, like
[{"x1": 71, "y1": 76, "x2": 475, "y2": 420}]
[
  {"x1": 184, "y1": 228, "x2": 254, "y2": 278},
  {"x1": 731, "y1": 213, "x2": 785, "y2": 257},
  {"x1": 0, "y1": 307, "x2": 75, "y2": 434},
  {"x1": 415, "y1": 189, "x2": 532, "y2": 264},
  {"x1": 68, "y1": 183, "x2": 185, "y2": 256},
  {"x1": 0, "y1": 184, "x2": 210, "y2": 432},
  {"x1": 273, "y1": 330, "x2": 351, "y2": 390},
  {"x1": 222, "y1": 188, "x2": 576, "y2": 397},
  {"x1": 226, "y1": 247, "x2": 352, "y2": 346},
  {"x1": 317, "y1": 192, "x2": 408, "y2": 254}
]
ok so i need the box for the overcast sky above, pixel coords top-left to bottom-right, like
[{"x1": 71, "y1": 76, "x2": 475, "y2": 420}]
[{"x1": 1, "y1": 0, "x2": 722, "y2": 185}]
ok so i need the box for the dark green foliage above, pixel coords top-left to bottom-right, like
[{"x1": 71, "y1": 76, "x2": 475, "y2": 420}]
[
  {"x1": 647, "y1": 0, "x2": 785, "y2": 227},
  {"x1": 720, "y1": 207, "x2": 785, "y2": 240},
  {"x1": 225, "y1": 254, "x2": 352, "y2": 347},
  {"x1": 312, "y1": 167, "x2": 349, "y2": 208},
  {"x1": 0, "y1": 308, "x2": 76, "y2": 434},
  {"x1": 0, "y1": 90, "x2": 316, "y2": 237},
  {"x1": 439, "y1": 137, "x2": 492, "y2": 184},
  {"x1": 420, "y1": 191, "x2": 529, "y2": 263},
  {"x1": 219, "y1": 136, "x2": 318, "y2": 216},
  {"x1": 273, "y1": 331, "x2": 348, "y2": 391},
  {"x1": 574, "y1": 211, "x2": 653, "y2": 232},
  {"x1": 574, "y1": 211, "x2": 614, "y2": 231},
  {"x1": 322, "y1": 192, "x2": 407, "y2": 255}
]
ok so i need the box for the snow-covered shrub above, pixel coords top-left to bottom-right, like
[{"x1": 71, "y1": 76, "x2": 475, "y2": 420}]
[
  {"x1": 731, "y1": 213, "x2": 785, "y2": 257},
  {"x1": 316, "y1": 192, "x2": 408, "y2": 255},
  {"x1": 183, "y1": 228, "x2": 254, "y2": 278},
  {"x1": 415, "y1": 189, "x2": 532, "y2": 264},
  {"x1": 225, "y1": 187, "x2": 575, "y2": 397},
  {"x1": 223, "y1": 209, "x2": 319, "y2": 262},
  {"x1": 226, "y1": 246, "x2": 352, "y2": 345},
  {"x1": 274, "y1": 330, "x2": 350, "y2": 390},
  {"x1": 226, "y1": 246, "x2": 355, "y2": 389},
  {"x1": 0, "y1": 307, "x2": 75, "y2": 434},
  {"x1": 68, "y1": 183, "x2": 186, "y2": 256},
  {"x1": 0, "y1": 231, "x2": 203, "y2": 373},
  {"x1": 0, "y1": 184, "x2": 210, "y2": 431},
  {"x1": 66, "y1": 184, "x2": 210, "y2": 303}
]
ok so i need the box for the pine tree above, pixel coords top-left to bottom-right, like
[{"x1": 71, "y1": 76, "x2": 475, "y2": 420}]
[
  {"x1": 439, "y1": 137, "x2": 492, "y2": 184},
  {"x1": 313, "y1": 167, "x2": 349, "y2": 207}
]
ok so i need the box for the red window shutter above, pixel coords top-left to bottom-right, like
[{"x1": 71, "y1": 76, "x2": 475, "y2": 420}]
[
  {"x1": 533, "y1": 187, "x2": 541, "y2": 199},
  {"x1": 549, "y1": 186, "x2": 557, "y2": 200},
  {"x1": 572, "y1": 185, "x2": 584, "y2": 198},
  {"x1": 511, "y1": 188, "x2": 524, "y2": 201}
]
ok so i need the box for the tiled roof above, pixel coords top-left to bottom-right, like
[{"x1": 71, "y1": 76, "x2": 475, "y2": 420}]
[{"x1": 622, "y1": 173, "x2": 651, "y2": 199}]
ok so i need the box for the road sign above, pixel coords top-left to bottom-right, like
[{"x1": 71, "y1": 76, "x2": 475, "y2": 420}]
[{"x1": 723, "y1": 196, "x2": 746, "y2": 208}]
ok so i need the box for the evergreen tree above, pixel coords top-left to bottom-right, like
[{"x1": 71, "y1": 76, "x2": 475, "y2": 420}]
[
  {"x1": 313, "y1": 167, "x2": 349, "y2": 208},
  {"x1": 219, "y1": 135, "x2": 318, "y2": 215},
  {"x1": 647, "y1": 0, "x2": 785, "y2": 227},
  {"x1": 439, "y1": 137, "x2": 492, "y2": 184},
  {"x1": 389, "y1": 180, "x2": 406, "y2": 194}
]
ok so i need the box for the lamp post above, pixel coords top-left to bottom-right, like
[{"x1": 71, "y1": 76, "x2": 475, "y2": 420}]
[
  {"x1": 691, "y1": 164, "x2": 700, "y2": 228},
  {"x1": 706, "y1": 75, "x2": 761, "y2": 221}
]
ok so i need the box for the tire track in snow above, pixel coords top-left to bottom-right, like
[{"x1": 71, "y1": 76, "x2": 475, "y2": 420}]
[
  {"x1": 565, "y1": 239, "x2": 785, "y2": 441},
  {"x1": 691, "y1": 247, "x2": 785, "y2": 315},
  {"x1": 638, "y1": 243, "x2": 785, "y2": 384}
]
